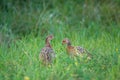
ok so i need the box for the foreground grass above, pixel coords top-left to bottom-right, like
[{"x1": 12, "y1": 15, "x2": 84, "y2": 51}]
[
  {"x1": 0, "y1": 26, "x2": 120, "y2": 80},
  {"x1": 0, "y1": 0, "x2": 120, "y2": 80}
]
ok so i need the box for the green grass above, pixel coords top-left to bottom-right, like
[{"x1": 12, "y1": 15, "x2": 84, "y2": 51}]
[
  {"x1": 0, "y1": 0, "x2": 120, "y2": 80},
  {"x1": 0, "y1": 25, "x2": 120, "y2": 80}
]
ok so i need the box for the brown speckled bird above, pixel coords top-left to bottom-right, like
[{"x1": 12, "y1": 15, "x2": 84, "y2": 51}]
[
  {"x1": 62, "y1": 38, "x2": 91, "y2": 58},
  {"x1": 39, "y1": 35, "x2": 55, "y2": 65}
]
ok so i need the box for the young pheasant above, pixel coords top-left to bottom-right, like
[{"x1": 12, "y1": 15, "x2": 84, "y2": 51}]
[
  {"x1": 62, "y1": 38, "x2": 91, "y2": 58},
  {"x1": 39, "y1": 35, "x2": 55, "y2": 65}
]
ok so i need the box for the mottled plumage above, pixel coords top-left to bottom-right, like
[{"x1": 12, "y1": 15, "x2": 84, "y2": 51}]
[
  {"x1": 62, "y1": 38, "x2": 91, "y2": 58},
  {"x1": 40, "y1": 47, "x2": 55, "y2": 63},
  {"x1": 39, "y1": 35, "x2": 55, "y2": 65}
]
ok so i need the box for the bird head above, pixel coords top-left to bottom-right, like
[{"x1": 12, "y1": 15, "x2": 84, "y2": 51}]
[
  {"x1": 62, "y1": 38, "x2": 71, "y2": 45},
  {"x1": 46, "y1": 35, "x2": 54, "y2": 42}
]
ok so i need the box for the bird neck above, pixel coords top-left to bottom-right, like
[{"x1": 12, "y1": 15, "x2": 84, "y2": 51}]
[
  {"x1": 67, "y1": 42, "x2": 72, "y2": 47},
  {"x1": 45, "y1": 39, "x2": 51, "y2": 48},
  {"x1": 67, "y1": 42, "x2": 71, "y2": 46},
  {"x1": 67, "y1": 44, "x2": 74, "y2": 50}
]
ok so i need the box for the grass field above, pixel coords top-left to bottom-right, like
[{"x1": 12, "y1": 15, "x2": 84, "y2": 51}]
[
  {"x1": 0, "y1": 25, "x2": 120, "y2": 80},
  {"x1": 0, "y1": 0, "x2": 120, "y2": 80}
]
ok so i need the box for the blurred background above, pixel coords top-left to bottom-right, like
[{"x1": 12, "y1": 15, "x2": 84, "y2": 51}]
[
  {"x1": 0, "y1": 1, "x2": 120, "y2": 80},
  {"x1": 0, "y1": 0, "x2": 120, "y2": 43}
]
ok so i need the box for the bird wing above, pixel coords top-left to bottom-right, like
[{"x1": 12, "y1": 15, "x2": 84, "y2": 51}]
[
  {"x1": 76, "y1": 46, "x2": 91, "y2": 58},
  {"x1": 40, "y1": 47, "x2": 55, "y2": 63},
  {"x1": 76, "y1": 46, "x2": 85, "y2": 54}
]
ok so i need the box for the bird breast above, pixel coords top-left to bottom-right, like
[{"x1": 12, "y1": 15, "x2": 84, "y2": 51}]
[{"x1": 40, "y1": 47, "x2": 55, "y2": 63}]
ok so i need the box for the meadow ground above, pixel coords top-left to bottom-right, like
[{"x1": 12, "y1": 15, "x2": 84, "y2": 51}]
[
  {"x1": 0, "y1": 25, "x2": 120, "y2": 80},
  {"x1": 0, "y1": 0, "x2": 120, "y2": 80}
]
